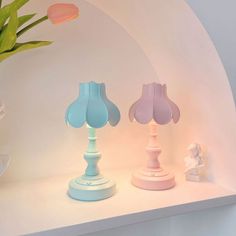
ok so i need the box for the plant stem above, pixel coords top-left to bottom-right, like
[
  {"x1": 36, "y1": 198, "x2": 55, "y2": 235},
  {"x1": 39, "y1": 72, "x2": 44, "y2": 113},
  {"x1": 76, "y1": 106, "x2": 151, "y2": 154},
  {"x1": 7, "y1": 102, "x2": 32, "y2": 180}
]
[
  {"x1": 0, "y1": 0, "x2": 2, "y2": 8},
  {"x1": 17, "y1": 15, "x2": 48, "y2": 38}
]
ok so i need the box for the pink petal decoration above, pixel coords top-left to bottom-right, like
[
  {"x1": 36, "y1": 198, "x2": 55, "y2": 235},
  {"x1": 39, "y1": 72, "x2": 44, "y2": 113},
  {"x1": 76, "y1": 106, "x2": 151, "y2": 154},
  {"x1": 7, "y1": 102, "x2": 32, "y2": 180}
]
[
  {"x1": 153, "y1": 84, "x2": 172, "y2": 125},
  {"x1": 47, "y1": 3, "x2": 79, "y2": 25},
  {"x1": 132, "y1": 83, "x2": 154, "y2": 124}
]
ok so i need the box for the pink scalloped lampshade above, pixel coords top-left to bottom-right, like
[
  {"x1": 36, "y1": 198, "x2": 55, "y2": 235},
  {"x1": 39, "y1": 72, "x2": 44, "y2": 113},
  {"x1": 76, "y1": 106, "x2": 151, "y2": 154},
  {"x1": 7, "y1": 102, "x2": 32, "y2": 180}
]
[{"x1": 129, "y1": 83, "x2": 180, "y2": 125}]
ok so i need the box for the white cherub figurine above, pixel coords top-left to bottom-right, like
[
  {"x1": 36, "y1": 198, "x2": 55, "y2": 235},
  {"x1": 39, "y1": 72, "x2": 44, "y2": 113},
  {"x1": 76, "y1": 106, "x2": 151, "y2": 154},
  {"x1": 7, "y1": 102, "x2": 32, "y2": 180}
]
[
  {"x1": 0, "y1": 101, "x2": 10, "y2": 177},
  {"x1": 0, "y1": 101, "x2": 5, "y2": 120},
  {"x1": 184, "y1": 143, "x2": 204, "y2": 182}
]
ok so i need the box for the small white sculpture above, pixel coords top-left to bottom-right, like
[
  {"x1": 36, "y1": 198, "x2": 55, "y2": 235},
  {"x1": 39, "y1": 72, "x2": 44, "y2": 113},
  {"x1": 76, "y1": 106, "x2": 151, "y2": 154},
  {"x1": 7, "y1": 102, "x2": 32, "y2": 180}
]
[
  {"x1": 0, "y1": 155, "x2": 10, "y2": 177},
  {"x1": 0, "y1": 101, "x2": 5, "y2": 120},
  {"x1": 0, "y1": 101, "x2": 9, "y2": 177},
  {"x1": 184, "y1": 143, "x2": 204, "y2": 182}
]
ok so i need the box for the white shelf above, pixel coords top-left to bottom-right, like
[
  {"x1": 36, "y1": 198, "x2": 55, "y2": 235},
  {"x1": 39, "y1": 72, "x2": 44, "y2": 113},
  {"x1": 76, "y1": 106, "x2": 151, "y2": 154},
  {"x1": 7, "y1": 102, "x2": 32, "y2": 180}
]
[{"x1": 0, "y1": 168, "x2": 236, "y2": 236}]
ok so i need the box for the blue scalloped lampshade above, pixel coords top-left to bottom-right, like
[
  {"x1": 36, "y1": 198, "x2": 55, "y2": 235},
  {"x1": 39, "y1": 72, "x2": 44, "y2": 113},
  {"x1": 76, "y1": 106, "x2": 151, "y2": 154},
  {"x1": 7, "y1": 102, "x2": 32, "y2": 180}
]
[{"x1": 65, "y1": 81, "x2": 121, "y2": 128}]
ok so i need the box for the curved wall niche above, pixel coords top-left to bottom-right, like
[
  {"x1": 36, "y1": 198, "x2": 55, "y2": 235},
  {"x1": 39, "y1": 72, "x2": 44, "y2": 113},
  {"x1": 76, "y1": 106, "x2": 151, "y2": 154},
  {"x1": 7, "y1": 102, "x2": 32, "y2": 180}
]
[
  {"x1": 1, "y1": 1, "x2": 236, "y2": 235},
  {"x1": 0, "y1": 0, "x2": 235, "y2": 191}
]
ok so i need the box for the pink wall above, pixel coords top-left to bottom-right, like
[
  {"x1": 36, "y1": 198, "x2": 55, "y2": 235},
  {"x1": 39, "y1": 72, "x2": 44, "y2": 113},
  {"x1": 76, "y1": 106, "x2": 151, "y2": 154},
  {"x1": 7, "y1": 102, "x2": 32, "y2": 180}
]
[{"x1": 0, "y1": 0, "x2": 235, "y2": 192}]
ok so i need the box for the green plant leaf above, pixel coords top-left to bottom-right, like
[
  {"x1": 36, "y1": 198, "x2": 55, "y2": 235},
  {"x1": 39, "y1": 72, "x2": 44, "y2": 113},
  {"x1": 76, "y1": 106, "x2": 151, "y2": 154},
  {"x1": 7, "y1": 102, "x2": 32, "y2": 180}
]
[
  {"x1": 0, "y1": 9, "x2": 18, "y2": 53},
  {"x1": 18, "y1": 13, "x2": 36, "y2": 28},
  {"x1": 1, "y1": 13, "x2": 35, "y2": 33},
  {"x1": 0, "y1": 0, "x2": 29, "y2": 29},
  {"x1": 0, "y1": 41, "x2": 52, "y2": 62},
  {"x1": 17, "y1": 15, "x2": 48, "y2": 38}
]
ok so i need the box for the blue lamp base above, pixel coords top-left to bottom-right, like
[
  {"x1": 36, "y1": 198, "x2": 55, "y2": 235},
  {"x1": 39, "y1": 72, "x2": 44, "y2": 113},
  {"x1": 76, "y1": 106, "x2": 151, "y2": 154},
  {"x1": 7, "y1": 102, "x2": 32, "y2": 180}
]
[
  {"x1": 68, "y1": 126, "x2": 116, "y2": 201},
  {"x1": 68, "y1": 174, "x2": 116, "y2": 201}
]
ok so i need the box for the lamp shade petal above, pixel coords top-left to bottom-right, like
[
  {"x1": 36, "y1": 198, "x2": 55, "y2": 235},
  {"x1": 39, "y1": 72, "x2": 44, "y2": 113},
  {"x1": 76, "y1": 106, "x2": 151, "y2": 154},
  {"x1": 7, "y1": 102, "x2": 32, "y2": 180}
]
[
  {"x1": 86, "y1": 82, "x2": 109, "y2": 128},
  {"x1": 101, "y1": 84, "x2": 120, "y2": 126},
  {"x1": 65, "y1": 81, "x2": 120, "y2": 129},
  {"x1": 65, "y1": 98, "x2": 88, "y2": 128},
  {"x1": 153, "y1": 84, "x2": 172, "y2": 125},
  {"x1": 130, "y1": 83, "x2": 154, "y2": 124},
  {"x1": 65, "y1": 83, "x2": 89, "y2": 128}
]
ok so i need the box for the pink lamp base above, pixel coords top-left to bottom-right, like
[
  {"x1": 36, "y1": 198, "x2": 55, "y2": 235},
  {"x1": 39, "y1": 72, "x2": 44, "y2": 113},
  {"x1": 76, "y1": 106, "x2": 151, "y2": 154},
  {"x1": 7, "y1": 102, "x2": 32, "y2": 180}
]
[{"x1": 132, "y1": 167, "x2": 175, "y2": 190}]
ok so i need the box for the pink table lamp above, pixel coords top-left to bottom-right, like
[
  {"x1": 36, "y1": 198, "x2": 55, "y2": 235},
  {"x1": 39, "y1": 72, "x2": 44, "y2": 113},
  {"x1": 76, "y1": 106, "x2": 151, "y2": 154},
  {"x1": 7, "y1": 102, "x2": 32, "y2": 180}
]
[{"x1": 129, "y1": 83, "x2": 180, "y2": 190}]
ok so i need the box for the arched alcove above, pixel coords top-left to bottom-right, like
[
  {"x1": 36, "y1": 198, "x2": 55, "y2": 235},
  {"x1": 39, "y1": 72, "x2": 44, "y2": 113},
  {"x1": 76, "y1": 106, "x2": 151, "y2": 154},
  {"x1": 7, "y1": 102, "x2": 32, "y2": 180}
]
[
  {"x1": 1, "y1": 1, "x2": 236, "y2": 235},
  {"x1": 0, "y1": 0, "x2": 235, "y2": 189}
]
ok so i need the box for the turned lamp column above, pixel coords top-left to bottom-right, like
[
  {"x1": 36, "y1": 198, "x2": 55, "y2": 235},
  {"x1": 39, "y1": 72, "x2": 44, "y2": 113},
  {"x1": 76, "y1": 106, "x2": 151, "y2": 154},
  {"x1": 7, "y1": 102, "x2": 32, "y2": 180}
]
[
  {"x1": 84, "y1": 125, "x2": 101, "y2": 177},
  {"x1": 131, "y1": 120, "x2": 175, "y2": 190},
  {"x1": 146, "y1": 121, "x2": 161, "y2": 170}
]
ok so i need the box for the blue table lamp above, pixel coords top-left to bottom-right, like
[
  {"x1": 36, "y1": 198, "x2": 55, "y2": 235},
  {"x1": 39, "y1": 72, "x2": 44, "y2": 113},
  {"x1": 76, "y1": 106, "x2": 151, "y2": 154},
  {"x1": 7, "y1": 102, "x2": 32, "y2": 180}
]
[{"x1": 65, "y1": 81, "x2": 120, "y2": 201}]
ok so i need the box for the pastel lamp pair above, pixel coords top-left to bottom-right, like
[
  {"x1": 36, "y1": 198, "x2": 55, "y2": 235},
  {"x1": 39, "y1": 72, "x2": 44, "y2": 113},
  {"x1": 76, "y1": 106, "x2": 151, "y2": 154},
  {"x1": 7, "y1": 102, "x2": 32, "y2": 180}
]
[
  {"x1": 66, "y1": 81, "x2": 180, "y2": 201},
  {"x1": 66, "y1": 81, "x2": 120, "y2": 201},
  {"x1": 129, "y1": 83, "x2": 180, "y2": 190}
]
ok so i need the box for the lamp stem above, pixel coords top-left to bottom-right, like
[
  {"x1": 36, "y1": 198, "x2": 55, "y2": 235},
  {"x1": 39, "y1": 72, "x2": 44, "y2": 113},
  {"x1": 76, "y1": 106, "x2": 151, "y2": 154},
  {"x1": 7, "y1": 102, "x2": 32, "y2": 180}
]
[
  {"x1": 87, "y1": 125, "x2": 97, "y2": 153},
  {"x1": 84, "y1": 125, "x2": 101, "y2": 176},
  {"x1": 146, "y1": 121, "x2": 161, "y2": 169}
]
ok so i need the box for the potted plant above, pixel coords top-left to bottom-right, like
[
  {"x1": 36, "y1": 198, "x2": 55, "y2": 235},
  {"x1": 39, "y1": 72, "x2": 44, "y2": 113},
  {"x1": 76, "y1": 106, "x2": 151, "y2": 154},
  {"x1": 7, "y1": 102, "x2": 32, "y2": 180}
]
[{"x1": 0, "y1": 0, "x2": 79, "y2": 177}]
